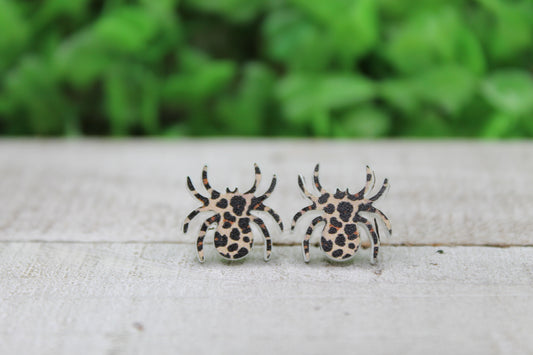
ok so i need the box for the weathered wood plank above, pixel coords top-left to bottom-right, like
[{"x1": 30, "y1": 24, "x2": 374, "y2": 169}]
[
  {"x1": 0, "y1": 243, "x2": 532, "y2": 355},
  {"x1": 1, "y1": 140, "x2": 532, "y2": 245}
]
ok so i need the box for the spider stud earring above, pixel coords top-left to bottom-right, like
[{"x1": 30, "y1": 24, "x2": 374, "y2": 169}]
[
  {"x1": 183, "y1": 164, "x2": 283, "y2": 263},
  {"x1": 292, "y1": 164, "x2": 391, "y2": 263}
]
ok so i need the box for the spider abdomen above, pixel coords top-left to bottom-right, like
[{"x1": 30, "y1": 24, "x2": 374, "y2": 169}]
[
  {"x1": 213, "y1": 216, "x2": 253, "y2": 260},
  {"x1": 320, "y1": 219, "x2": 361, "y2": 261}
]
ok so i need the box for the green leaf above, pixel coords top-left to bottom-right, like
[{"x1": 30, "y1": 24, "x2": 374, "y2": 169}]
[
  {"x1": 333, "y1": 106, "x2": 390, "y2": 137},
  {"x1": 263, "y1": 10, "x2": 332, "y2": 70},
  {"x1": 481, "y1": 70, "x2": 533, "y2": 115},
  {"x1": 54, "y1": 32, "x2": 112, "y2": 88},
  {"x1": 288, "y1": 0, "x2": 378, "y2": 66},
  {"x1": 385, "y1": 6, "x2": 465, "y2": 74},
  {"x1": 277, "y1": 74, "x2": 376, "y2": 123},
  {"x1": 380, "y1": 66, "x2": 478, "y2": 115},
  {"x1": 0, "y1": 56, "x2": 74, "y2": 135},
  {"x1": 183, "y1": 0, "x2": 266, "y2": 23},
  {"x1": 456, "y1": 29, "x2": 486, "y2": 75},
  {"x1": 413, "y1": 65, "x2": 478, "y2": 115},
  {"x1": 216, "y1": 63, "x2": 275, "y2": 135},
  {"x1": 105, "y1": 70, "x2": 132, "y2": 136},
  {"x1": 478, "y1": 0, "x2": 533, "y2": 61},
  {"x1": 93, "y1": 6, "x2": 159, "y2": 53},
  {"x1": 401, "y1": 111, "x2": 452, "y2": 137},
  {"x1": 482, "y1": 113, "x2": 518, "y2": 138},
  {"x1": 379, "y1": 80, "x2": 418, "y2": 113},
  {"x1": 140, "y1": 71, "x2": 160, "y2": 135},
  {"x1": 35, "y1": 0, "x2": 91, "y2": 24},
  {"x1": 0, "y1": 0, "x2": 30, "y2": 68},
  {"x1": 164, "y1": 51, "x2": 236, "y2": 104}
]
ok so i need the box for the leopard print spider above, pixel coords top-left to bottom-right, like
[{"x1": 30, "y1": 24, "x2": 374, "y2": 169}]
[
  {"x1": 183, "y1": 164, "x2": 283, "y2": 263},
  {"x1": 292, "y1": 164, "x2": 391, "y2": 263}
]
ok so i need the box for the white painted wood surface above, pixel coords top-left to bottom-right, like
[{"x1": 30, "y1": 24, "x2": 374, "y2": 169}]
[
  {"x1": 1, "y1": 140, "x2": 532, "y2": 245},
  {"x1": 1, "y1": 244, "x2": 532, "y2": 355},
  {"x1": 1, "y1": 140, "x2": 532, "y2": 355}
]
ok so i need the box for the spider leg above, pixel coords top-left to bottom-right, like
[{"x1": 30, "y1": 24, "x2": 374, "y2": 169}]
[
  {"x1": 183, "y1": 207, "x2": 205, "y2": 233},
  {"x1": 291, "y1": 203, "x2": 317, "y2": 231},
  {"x1": 256, "y1": 203, "x2": 284, "y2": 232},
  {"x1": 302, "y1": 216, "x2": 324, "y2": 263},
  {"x1": 257, "y1": 174, "x2": 277, "y2": 201},
  {"x1": 251, "y1": 217, "x2": 272, "y2": 262},
  {"x1": 356, "y1": 216, "x2": 380, "y2": 263},
  {"x1": 196, "y1": 214, "x2": 220, "y2": 263},
  {"x1": 313, "y1": 164, "x2": 326, "y2": 194},
  {"x1": 187, "y1": 177, "x2": 209, "y2": 205},
  {"x1": 352, "y1": 166, "x2": 376, "y2": 199},
  {"x1": 244, "y1": 163, "x2": 262, "y2": 194},
  {"x1": 360, "y1": 205, "x2": 392, "y2": 236},
  {"x1": 368, "y1": 178, "x2": 389, "y2": 202},
  {"x1": 201, "y1": 165, "x2": 221, "y2": 197},
  {"x1": 298, "y1": 175, "x2": 318, "y2": 201}
]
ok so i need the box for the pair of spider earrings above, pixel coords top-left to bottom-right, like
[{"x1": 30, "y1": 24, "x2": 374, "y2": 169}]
[{"x1": 183, "y1": 164, "x2": 391, "y2": 263}]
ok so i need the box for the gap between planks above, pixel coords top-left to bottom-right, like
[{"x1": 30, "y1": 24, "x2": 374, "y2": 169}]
[{"x1": 0, "y1": 240, "x2": 531, "y2": 247}]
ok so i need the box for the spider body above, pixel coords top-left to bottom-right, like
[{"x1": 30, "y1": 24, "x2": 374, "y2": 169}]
[
  {"x1": 183, "y1": 164, "x2": 283, "y2": 262},
  {"x1": 292, "y1": 164, "x2": 391, "y2": 263}
]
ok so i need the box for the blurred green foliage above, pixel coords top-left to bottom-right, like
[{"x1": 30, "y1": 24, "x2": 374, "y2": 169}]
[{"x1": 0, "y1": 0, "x2": 532, "y2": 137}]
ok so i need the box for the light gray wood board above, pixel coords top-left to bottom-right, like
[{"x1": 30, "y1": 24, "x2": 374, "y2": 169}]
[
  {"x1": 1, "y1": 140, "x2": 532, "y2": 245},
  {"x1": 0, "y1": 243, "x2": 532, "y2": 355}
]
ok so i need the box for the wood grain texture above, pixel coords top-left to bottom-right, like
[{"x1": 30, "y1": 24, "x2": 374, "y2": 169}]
[
  {"x1": 1, "y1": 140, "x2": 532, "y2": 246},
  {"x1": 0, "y1": 243, "x2": 532, "y2": 355}
]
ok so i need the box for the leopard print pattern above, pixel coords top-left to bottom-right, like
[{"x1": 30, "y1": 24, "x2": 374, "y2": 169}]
[
  {"x1": 292, "y1": 164, "x2": 391, "y2": 263},
  {"x1": 183, "y1": 164, "x2": 283, "y2": 263}
]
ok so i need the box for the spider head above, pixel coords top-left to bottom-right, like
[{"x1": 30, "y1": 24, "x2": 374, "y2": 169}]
[{"x1": 344, "y1": 188, "x2": 364, "y2": 201}]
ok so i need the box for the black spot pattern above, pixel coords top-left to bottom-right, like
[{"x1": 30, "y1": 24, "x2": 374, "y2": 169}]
[
  {"x1": 243, "y1": 236, "x2": 250, "y2": 242},
  {"x1": 211, "y1": 191, "x2": 220, "y2": 199},
  {"x1": 334, "y1": 189, "x2": 346, "y2": 199},
  {"x1": 342, "y1": 253, "x2": 352, "y2": 259},
  {"x1": 223, "y1": 212, "x2": 236, "y2": 222},
  {"x1": 330, "y1": 217, "x2": 342, "y2": 228},
  {"x1": 230, "y1": 228, "x2": 240, "y2": 240},
  {"x1": 344, "y1": 223, "x2": 357, "y2": 235},
  {"x1": 238, "y1": 218, "x2": 251, "y2": 233},
  {"x1": 216, "y1": 199, "x2": 228, "y2": 208},
  {"x1": 250, "y1": 196, "x2": 262, "y2": 209},
  {"x1": 337, "y1": 202, "x2": 353, "y2": 222},
  {"x1": 347, "y1": 234, "x2": 358, "y2": 241},
  {"x1": 358, "y1": 203, "x2": 370, "y2": 212},
  {"x1": 348, "y1": 243, "x2": 356, "y2": 249},
  {"x1": 332, "y1": 249, "x2": 343, "y2": 258},
  {"x1": 318, "y1": 193, "x2": 330, "y2": 204},
  {"x1": 230, "y1": 196, "x2": 246, "y2": 216},
  {"x1": 324, "y1": 204, "x2": 335, "y2": 214},
  {"x1": 228, "y1": 243, "x2": 239, "y2": 252},
  {"x1": 321, "y1": 237, "x2": 333, "y2": 252},
  {"x1": 214, "y1": 232, "x2": 228, "y2": 247},
  {"x1": 235, "y1": 247, "x2": 249, "y2": 259},
  {"x1": 335, "y1": 235, "x2": 346, "y2": 246}
]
